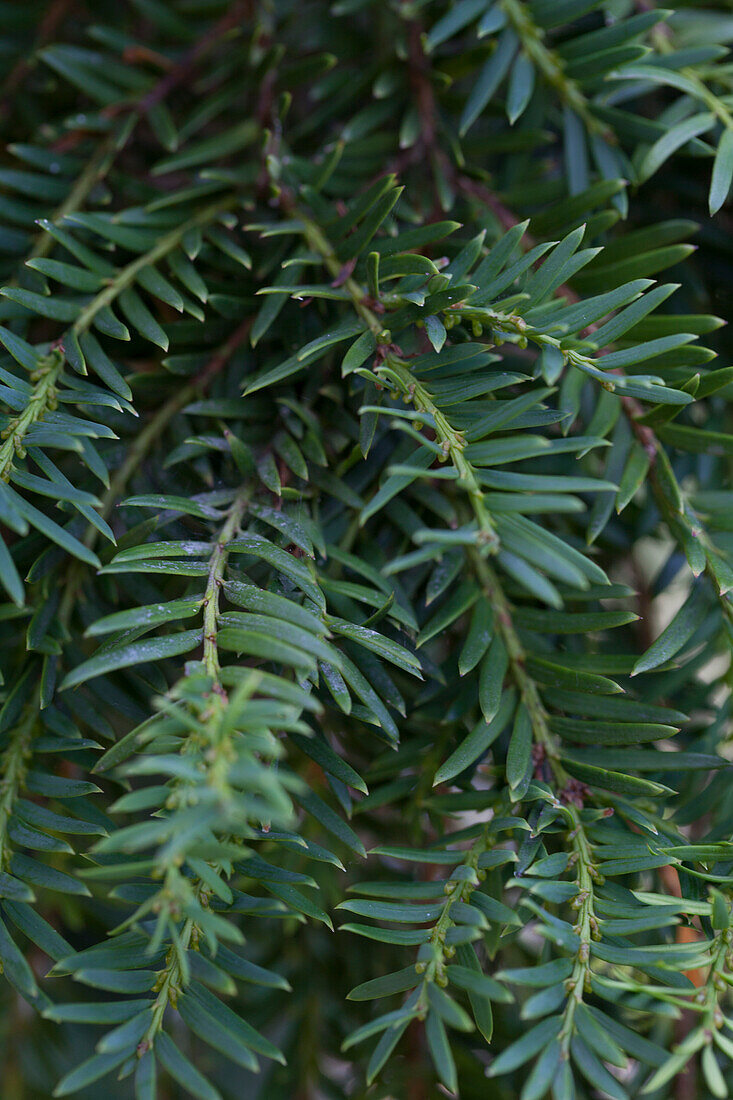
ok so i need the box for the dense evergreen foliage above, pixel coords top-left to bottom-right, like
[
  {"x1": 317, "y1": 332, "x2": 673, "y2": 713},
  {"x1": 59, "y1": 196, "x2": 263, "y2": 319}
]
[{"x1": 1, "y1": 1, "x2": 733, "y2": 1096}]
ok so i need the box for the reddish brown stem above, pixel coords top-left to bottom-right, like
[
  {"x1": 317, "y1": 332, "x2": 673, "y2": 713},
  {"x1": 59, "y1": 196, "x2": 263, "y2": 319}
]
[
  {"x1": 406, "y1": 21, "x2": 436, "y2": 151},
  {"x1": 136, "y1": 0, "x2": 253, "y2": 115},
  {"x1": 194, "y1": 315, "x2": 253, "y2": 392}
]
